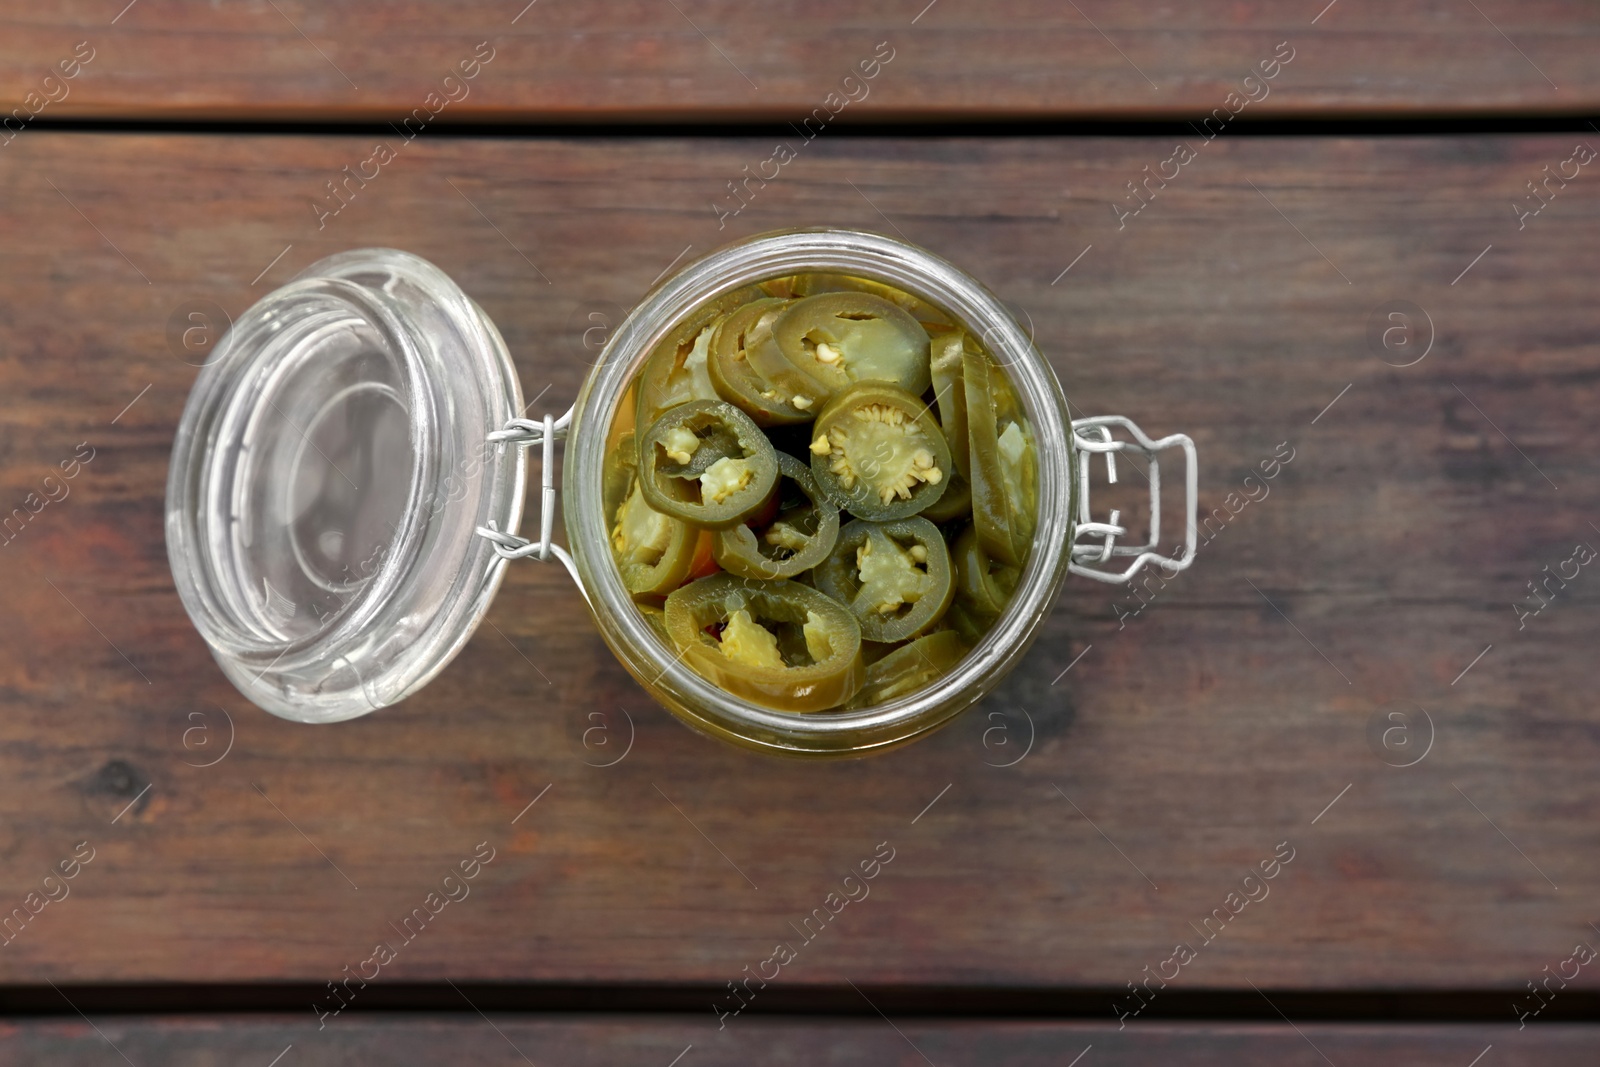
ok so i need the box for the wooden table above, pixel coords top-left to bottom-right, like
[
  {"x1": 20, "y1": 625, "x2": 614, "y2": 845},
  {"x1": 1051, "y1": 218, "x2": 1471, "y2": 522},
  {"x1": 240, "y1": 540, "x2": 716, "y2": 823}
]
[{"x1": 2, "y1": 3, "x2": 1598, "y2": 1062}]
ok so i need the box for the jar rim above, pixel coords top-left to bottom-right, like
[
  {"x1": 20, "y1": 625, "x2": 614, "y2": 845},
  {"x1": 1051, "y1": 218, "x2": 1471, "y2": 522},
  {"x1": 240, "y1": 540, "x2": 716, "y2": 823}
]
[{"x1": 565, "y1": 228, "x2": 1075, "y2": 755}]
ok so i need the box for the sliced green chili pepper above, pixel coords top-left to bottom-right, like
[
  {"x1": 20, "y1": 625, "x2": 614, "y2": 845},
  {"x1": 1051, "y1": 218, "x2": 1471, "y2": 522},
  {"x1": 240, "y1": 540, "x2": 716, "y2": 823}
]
[
  {"x1": 919, "y1": 470, "x2": 972, "y2": 524},
  {"x1": 640, "y1": 400, "x2": 780, "y2": 529},
  {"x1": 637, "y1": 602, "x2": 672, "y2": 643},
  {"x1": 847, "y1": 629, "x2": 968, "y2": 707},
  {"x1": 814, "y1": 516, "x2": 955, "y2": 642},
  {"x1": 608, "y1": 466, "x2": 702, "y2": 597},
  {"x1": 708, "y1": 297, "x2": 830, "y2": 425},
  {"x1": 713, "y1": 452, "x2": 840, "y2": 580},
  {"x1": 758, "y1": 276, "x2": 801, "y2": 299},
  {"x1": 605, "y1": 430, "x2": 699, "y2": 597},
  {"x1": 944, "y1": 598, "x2": 990, "y2": 646},
  {"x1": 787, "y1": 273, "x2": 955, "y2": 330},
  {"x1": 773, "y1": 292, "x2": 932, "y2": 400},
  {"x1": 644, "y1": 410, "x2": 745, "y2": 480},
  {"x1": 664, "y1": 574, "x2": 864, "y2": 712},
  {"x1": 635, "y1": 284, "x2": 763, "y2": 438},
  {"x1": 808, "y1": 382, "x2": 951, "y2": 521},
  {"x1": 952, "y1": 522, "x2": 1019, "y2": 618},
  {"x1": 928, "y1": 330, "x2": 970, "y2": 477},
  {"x1": 963, "y1": 342, "x2": 1037, "y2": 567},
  {"x1": 603, "y1": 428, "x2": 639, "y2": 515}
]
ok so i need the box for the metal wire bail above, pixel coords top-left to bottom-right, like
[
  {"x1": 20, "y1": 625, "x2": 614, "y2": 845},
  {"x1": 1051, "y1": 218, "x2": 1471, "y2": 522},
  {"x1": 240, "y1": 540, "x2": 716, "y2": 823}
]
[
  {"x1": 1068, "y1": 415, "x2": 1199, "y2": 585},
  {"x1": 474, "y1": 406, "x2": 587, "y2": 599}
]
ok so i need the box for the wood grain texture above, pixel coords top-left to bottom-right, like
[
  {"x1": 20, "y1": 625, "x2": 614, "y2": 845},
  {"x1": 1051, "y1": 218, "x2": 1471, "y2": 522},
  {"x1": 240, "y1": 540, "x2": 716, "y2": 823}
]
[
  {"x1": 4, "y1": 1017, "x2": 1597, "y2": 1066},
  {"x1": 0, "y1": 1, "x2": 1597, "y2": 122},
  {"x1": 0, "y1": 132, "x2": 1598, "y2": 1003}
]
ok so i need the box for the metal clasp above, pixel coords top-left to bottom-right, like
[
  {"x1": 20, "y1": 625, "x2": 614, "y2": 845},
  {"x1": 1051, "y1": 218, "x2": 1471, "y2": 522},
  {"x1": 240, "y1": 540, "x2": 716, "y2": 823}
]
[
  {"x1": 1069, "y1": 415, "x2": 1198, "y2": 585},
  {"x1": 474, "y1": 406, "x2": 587, "y2": 599}
]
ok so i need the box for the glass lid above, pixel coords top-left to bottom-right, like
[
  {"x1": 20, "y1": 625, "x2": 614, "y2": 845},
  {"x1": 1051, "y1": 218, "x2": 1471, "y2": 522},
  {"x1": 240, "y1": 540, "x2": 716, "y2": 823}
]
[{"x1": 166, "y1": 249, "x2": 525, "y2": 723}]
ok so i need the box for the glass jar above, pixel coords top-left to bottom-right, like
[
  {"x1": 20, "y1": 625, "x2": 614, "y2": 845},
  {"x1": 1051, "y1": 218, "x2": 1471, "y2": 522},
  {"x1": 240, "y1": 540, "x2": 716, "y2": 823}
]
[{"x1": 167, "y1": 229, "x2": 1198, "y2": 756}]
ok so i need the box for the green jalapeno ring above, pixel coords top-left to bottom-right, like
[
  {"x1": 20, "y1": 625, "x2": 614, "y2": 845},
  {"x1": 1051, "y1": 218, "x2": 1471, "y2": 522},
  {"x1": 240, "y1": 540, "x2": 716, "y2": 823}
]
[
  {"x1": 609, "y1": 470, "x2": 702, "y2": 597},
  {"x1": 786, "y1": 272, "x2": 956, "y2": 331},
  {"x1": 664, "y1": 574, "x2": 864, "y2": 713},
  {"x1": 634, "y1": 284, "x2": 765, "y2": 438},
  {"x1": 758, "y1": 276, "x2": 800, "y2": 299},
  {"x1": 713, "y1": 452, "x2": 840, "y2": 580},
  {"x1": 707, "y1": 297, "x2": 829, "y2": 426},
  {"x1": 808, "y1": 381, "x2": 952, "y2": 522},
  {"x1": 918, "y1": 470, "x2": 972, "y2": 524},
  {"x1": 639, "y1": 399, "x2": 780, "y2": 529},
  {"x1": 929, "y1": 330, "x2": 971, "y2": 479},
  {"x1": 656, "y1": 418, "x2": 744, "y2": 479},
  {"x1": 814, "y1": 516, "x2": 956, "y2": 643},
  {"x1": 602, "y1": 428, "x2": 639, "y2": 516},
  {"x1": 772, "y1": 291, "x2": 933, "y2": 400},
  {"x1": 962, "y1": 342, "x2": 1037, "y2": 567},
  {"x1": 602, "y1": 430, "x2": 700, "y2": 597},
  {"x1": 845, "y1": 628, "x2": 968, "y2": 709},
  {"x1": 944, "y1": 598, "x2": 991, "y2": 646},
  {"x1": 636, "y1": 602, "x2": 672, "y2": 644},
  {"x1": 952, "y1": 522, "x2": 1020, "y2": 618}
]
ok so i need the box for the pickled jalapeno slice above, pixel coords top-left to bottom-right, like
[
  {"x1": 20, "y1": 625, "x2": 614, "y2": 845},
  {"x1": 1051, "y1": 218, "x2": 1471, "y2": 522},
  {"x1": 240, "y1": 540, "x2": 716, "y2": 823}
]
[
  {"x1": 808, "y1": 382, "x2": 951, "y2": 521},
  {"x1": 928, "y1": 331, "x2": 970, "y2": 477},
  {"x1": 773, "y1": 292, "x2": 932, "y2": 400},
  {"x1": 952, "y1": 522, "x2": 1019, "y2": 618},
  {"x1": 944, "y1": 598, "x2": 989, "y2": 646},
  {"x1": 814, "y1": 516, "x2": 955, "y2": 643},
  {"x1": 963, "y1": 342, "x2": 1038, "y2": 567},
  {"x1": 664, "y1": 574, "x2": 864, "y2": 712},
  {"x1": 640, "y1": 400, "x2": 780, "y2": 529},
  {"x1": 602, "y1": 428, "x2": 639, "y2": 515},
  {"x1": 708, "y1": 297, "x2": 830, "y2": 425},
  {"x1": 918, "y1": 470, "x2": 972, "y2": 524},
  {"x1": 637, "y1": 602, "x2": 672, "y2": 643},
  {"x1": 847, "y1": 629, "x2": 967, "y2": 707},
  {"x1": 649, "y1": 411, "x2": 745, "y2": 480},
  {"x1": 713, "y1": 452, "x2": 840, "y2": 580},
  {"x1": 758, "y1": 276, "x2": 800, "y2": 299},
  {"x1": 605, "y1": 430, "x2": 698, "y2": 597},
  {"x1": 635, "y1": 285, "x2": 763, "y2": 437},
  {"x1": 787, "y1": 272, "x2": 955, "y2": 330},
  {"x1": 609, "y1": 469, "x2": 702, "y2": 596}
]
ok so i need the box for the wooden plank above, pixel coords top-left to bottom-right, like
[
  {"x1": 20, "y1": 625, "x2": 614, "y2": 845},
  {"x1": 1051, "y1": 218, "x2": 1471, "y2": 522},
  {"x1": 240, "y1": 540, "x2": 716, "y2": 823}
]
[
  {"x1": 0, "y1": 132, "x2": 1598, "y2": 996},
  {"x1": 0, "y1": 2, "x2": 1597, "y2": 123},
  {"x1": 3, "y1": 1017, "x2": 1596, "y2": 1066}
]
